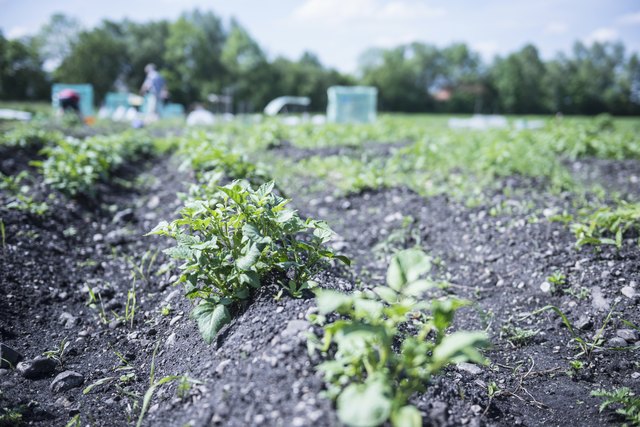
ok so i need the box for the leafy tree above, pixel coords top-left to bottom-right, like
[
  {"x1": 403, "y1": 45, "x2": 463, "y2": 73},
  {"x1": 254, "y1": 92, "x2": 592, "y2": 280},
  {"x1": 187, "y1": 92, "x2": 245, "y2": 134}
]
[
  {"x1": 490, "y1": 44, "x2": 548, "y2": 114},
  {"x1": 221, "y1": 19, "x2": 269, "y2": 112},
  {"x1": 163, "y1": 10, "x2": 227, "y2": 105},
  {"x1": 54, "y1": 23, "x2": 128, "y2": 103},
  {"x1": 0, "y1": 32, "x2": 49, "y2": 100},
  {"x1": 118, "y1": 20, "x2": 171, "y2": 91},
  {"x1": 33, "y1": 13, "x2": 82, "y2": 72}
]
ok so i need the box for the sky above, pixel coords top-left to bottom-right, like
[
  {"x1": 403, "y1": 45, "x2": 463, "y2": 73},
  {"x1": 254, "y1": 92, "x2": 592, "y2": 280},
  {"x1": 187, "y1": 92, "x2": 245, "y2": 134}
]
[{"x1": 1, "y1": 0, "x2": 640, "y2": 73}]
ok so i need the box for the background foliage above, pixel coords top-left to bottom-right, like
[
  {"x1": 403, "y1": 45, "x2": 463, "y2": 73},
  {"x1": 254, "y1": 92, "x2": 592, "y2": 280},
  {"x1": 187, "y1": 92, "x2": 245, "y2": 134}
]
[{"x1": 1, "y1": 10, "x2": 639, "y2": 115}]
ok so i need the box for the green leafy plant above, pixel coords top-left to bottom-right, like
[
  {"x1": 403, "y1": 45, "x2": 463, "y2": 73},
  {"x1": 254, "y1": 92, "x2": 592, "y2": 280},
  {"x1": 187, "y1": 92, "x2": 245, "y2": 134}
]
[
  {"x1": 0, "y1": 407, "x2": 23, "y2": 427},
  {"x1": 0, "y1": 125, "x2": 63, "y2": 149},
  {"x1": 309, "y1": 249, "x2": 487, "y2": 427},
  {"x1": 592, "y1": 387, "x2": 640, "y2": 426},
  {"x1": 500, "y1": 324, "x2": 540, "y2": 347},
  {"x1": 148, "y1": 180, "x2": 349, "y2": 343},
  {"x1": 571, "y1": 202, "x2": 640, "y2": 249},
  {"x1": 33, "y1": 132, "x2": 152, "y2": 197},
  {"x1": 0, "y1": 171, "x2": 48, "y2": 215}
]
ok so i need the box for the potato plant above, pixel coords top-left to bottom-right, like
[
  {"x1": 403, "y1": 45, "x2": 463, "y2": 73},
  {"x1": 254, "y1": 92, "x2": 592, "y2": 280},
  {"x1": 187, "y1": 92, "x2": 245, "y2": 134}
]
[
  {"x1": 571, "y1": 201, "x2": 640, "y2": 249},
  {"x1": 309, "y1": 249, "x2": 487, "y2": 427},
  {"x1": 33, "y1": 132, "x2": 153, "y2": 197},
  {"x1": 149, "y1": 180, "x2": 349, "y2": 344}
]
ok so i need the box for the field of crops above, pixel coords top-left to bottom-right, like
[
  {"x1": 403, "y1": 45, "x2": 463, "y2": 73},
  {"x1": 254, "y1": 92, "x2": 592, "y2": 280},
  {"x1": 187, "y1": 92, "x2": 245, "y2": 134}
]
[{"x1": 1, "y1": 114, "x2": 639, "y2": 427}]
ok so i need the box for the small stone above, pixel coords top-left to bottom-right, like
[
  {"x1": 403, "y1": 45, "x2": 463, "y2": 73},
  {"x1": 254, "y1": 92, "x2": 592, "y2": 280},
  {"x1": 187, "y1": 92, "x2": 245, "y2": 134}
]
[
  {"x1": 275, "y1": 306, "x2": 284, "y2": 314},
  {"x1": 621, "y1": 286, "x2": 637, "y2": 299},
  {"x1": 616, "y1": 329, "x2": 639, "y2": 342},
  {"x1": 169, "y1": 315, "x2": 182, "y2": 327},
  {"x1": 93, "y1": 233, "x2": 104, "y2": 242},
  {"x1": 54, "y1": 396, "x2": 74, "y2": 408},
  {"x1": 607, "y1": 337, "x2": 628, "y2": 347},
  {"x1": 292, "y1": 417, "x2": 305, "y2": 427},
  {"x1": 147, "y1": 196, "x2": 160, "y2": 209},
  {"x1": 575, "y1": 315, "x2": 593, "y2": 331},
  {"x1": 282, "y1": 320, "x2": 309, "y2": 338},
  {"x1": 429, "y1": 401, "x2": 448, "y2": 424},
  {"x1": 216, "y1": 360, "x2": 231, "y2": 376},
  {"x1": 631, "y1": 372, "x2": 640, "y2": 379},
  {"x1": 59, "y1": 312, "x2": 78, "y2": 329},
  {"x1": 105, "y1": 228, "x2": 131, "y2": 245},
  {"x1": 112, "y1": 209, "x2": 135, "y2": 224},
  {"x1": 165, "y1": 333, "x2": 176, "y2": 348},
  {"x1": 253, "y1": 414, "x2": 266, "y2": 425},
  {"x1": 540, "y1": 282, "x2": 552, "y2": 293},
  {"x1": 78, "y1": 330, "x2": 90, "y2": 338},
  {"x1": 0, "y1": 343, "x2": 23, "y2": 369},
  {"x1": 0, "y1": 369, "x2": 9, "y2": 376},
  {"x1": 470, "y1": 404, "x2": 483, "y2": 415},
  {"x1": 591, "y1": 287, "x2": 611, "y2": 311},
  {"x1": 457, "y1": 362, "x2": 482, "y2": 375},
  {"x1": 17, "y1": 356, "x2": 57, "y2": 379},
  {"x1": 50, "y1": 371, "x2": 84, "y2": 393},
  {"x1": 108, "y1": 319, "x2": 121, "y2": 330}
]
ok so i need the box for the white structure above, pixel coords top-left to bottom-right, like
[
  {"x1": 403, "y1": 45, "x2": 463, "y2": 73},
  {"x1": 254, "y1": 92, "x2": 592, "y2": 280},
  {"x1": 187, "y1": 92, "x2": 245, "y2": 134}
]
[
  {"x1": 264, "y1": 96, "x2": 311, "y2": 116},
  {"x1": 327, "y1": 86, "x2": 377, "y2": 124}
]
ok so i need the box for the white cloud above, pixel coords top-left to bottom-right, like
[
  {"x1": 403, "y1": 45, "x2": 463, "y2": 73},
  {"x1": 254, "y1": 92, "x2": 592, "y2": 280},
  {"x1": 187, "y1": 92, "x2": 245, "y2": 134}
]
[
  {"x1": 6, "y1": 26, "x2": 30, "y2": 39},
  {"x1": 544, "y1": 21, "x2": 568, "y2": 35},
  {"x1": 618, "y1": 11, "x2": 640, "y2": 25},
  {"x1": 292, "y1": 0, "x2": 445, "y2": 25},
  {"x1": 585, "y1": 27, "x2": 619, "y2": 44}
]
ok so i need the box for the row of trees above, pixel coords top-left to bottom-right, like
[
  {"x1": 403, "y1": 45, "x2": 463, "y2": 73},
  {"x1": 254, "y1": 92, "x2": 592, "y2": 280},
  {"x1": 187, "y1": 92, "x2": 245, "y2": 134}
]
[{"x1": 1, "y1": 10, "x2": 639, "y2": 115}]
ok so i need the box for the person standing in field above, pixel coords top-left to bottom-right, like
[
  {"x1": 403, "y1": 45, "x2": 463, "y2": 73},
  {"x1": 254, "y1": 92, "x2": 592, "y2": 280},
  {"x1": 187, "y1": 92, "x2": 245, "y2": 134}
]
[{"x1": 140, "y1": 63, "x2": 167, "y2": 121}]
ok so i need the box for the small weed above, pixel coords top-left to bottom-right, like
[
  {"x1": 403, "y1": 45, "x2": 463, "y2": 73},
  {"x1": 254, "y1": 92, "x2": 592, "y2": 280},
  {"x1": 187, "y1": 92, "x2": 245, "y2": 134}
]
[
  {"x1": 136, "y1": 343, "x2": 199, "y2": 427},
  {"x1": 0, "y1": 407, "x2": 23, "y2": 426},
  {"x1": 592, "y1": 387, "x2": 640, "y2": 426},
  {"x1": 566, "y1": 360, "x2": 585, "y2": 378},
  {"x1": 125, "y1": 283, "x2": 137, "y2": 329},
  {"x1": 0, "y1": 219, "x2": 5, "y2": 249},
  {"x1": 563, "y1": 286, "x2": 591, "y2": 300},
  {"x1": 86, "y1": 287, "x2": 109, "y2": 324},
  {"x1": 65, "y1": 414, "x2": 81, "y2": 427},
  {"x1": 547, "y1": 271, "x2": 566, "y2": 287},
  {"x1": 500, "y1": 324, "x2": 539, "y2": 347},
  {"x1": 43, "y1": 337, "x2": 70, "y2": 368},
  {"x1": 533, "y1": 305, "x2": 615, "y2": 360}
]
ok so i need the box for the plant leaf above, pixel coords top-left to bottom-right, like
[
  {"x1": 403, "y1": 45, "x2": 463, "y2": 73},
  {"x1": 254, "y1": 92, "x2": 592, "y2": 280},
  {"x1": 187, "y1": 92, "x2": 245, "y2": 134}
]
[
  {"x1": 391, "y1": 405, "x2": 422, "y2": 427},
  {"x1": 337, "y1": 377, "x2": 392, "y2": 427},
  {"x1": 432, "y1": 331, "x2": 488, "y2": 370},
  {"x1": 235, "y1": 243, "x2": 261, "y2": 270},
  {"x1": 315, "y1": 289, "x2": 353, "y2": 314},
  {"x1": 386, "y1": 249, "x2": 431, "y2": 291},
  {"x1": 192, "y1": 302, "x2": 231, "y2": 345}
]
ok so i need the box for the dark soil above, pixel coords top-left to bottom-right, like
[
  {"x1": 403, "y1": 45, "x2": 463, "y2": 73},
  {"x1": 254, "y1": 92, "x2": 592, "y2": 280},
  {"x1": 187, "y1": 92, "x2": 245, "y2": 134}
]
[{"x1": 1, "y1": 136, "x2": 639, "y2": 427}]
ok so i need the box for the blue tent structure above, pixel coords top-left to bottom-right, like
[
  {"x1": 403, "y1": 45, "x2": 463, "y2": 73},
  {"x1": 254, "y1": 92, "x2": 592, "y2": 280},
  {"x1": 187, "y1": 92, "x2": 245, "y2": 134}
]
[{"x1": 52, "y1": 84, "x2": 94, "y2": 117}]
